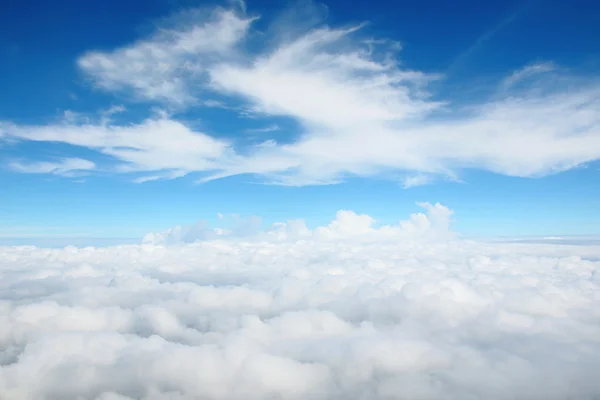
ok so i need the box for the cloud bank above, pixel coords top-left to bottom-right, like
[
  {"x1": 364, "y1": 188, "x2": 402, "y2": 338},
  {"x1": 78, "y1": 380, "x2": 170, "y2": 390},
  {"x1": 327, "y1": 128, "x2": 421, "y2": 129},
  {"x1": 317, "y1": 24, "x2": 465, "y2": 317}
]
[
  {"x1": 1, "y1": 3, "x2": 599, "y2": 185},
  {"x1": 2, "y1": 204, "x2": 600, "y2": 399},
  {"x1": 142, "y1": 202, "x2": 454, "y2": 244}
]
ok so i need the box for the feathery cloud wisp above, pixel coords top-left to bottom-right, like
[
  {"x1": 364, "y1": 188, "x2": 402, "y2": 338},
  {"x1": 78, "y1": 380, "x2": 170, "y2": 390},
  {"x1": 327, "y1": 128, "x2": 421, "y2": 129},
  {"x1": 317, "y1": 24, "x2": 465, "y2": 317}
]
[
  {"x1": 9, "y1": 157, "x2": 96, "y2": 177},
  {"x1": 78, "y1": 9, "x2": 254, "y2": 105},
  {"x1": 2, "y1": 4, "x2": 600, "y2": 185}
]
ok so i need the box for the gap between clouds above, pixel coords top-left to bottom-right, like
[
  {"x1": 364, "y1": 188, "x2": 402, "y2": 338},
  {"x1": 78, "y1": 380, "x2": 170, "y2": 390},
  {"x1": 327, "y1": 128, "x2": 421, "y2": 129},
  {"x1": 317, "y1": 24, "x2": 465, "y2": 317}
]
[{"x1": 1, "y1": 4, "x2": 600, "y2": 186}]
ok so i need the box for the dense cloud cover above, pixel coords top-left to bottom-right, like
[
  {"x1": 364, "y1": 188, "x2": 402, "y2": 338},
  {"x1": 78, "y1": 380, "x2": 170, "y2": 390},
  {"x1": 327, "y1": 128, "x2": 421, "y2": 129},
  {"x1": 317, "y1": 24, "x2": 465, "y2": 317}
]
[{"x1": 1, "y1": 205, "x2": 600, "y2": 399}]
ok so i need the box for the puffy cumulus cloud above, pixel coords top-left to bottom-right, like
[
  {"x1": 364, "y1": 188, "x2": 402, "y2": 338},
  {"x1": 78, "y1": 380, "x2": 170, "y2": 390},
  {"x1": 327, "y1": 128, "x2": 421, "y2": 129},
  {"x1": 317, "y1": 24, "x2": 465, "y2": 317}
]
[
  {"x1": 142, "y1": 214, "x2": 263, "y2": 245},
  {"x1": 2, "y1": 3, "x2": 600, "y2": 184},
  {"x1": 2, "y1": 206, "x2": 600, "y2": 399},
  {"x1": 143, "y1": 202, "x2": 453, "y2": 244}
]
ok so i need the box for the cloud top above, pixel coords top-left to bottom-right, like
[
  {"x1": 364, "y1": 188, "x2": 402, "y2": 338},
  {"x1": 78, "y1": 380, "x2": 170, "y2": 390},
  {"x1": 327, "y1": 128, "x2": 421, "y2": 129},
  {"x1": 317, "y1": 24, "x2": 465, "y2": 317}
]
[
  {"x1": 142, "y1": 202, "x2": 455, "y2": 244},
  {"x1": 1, "y1": 204, "x2": 600, "y2": 399}
]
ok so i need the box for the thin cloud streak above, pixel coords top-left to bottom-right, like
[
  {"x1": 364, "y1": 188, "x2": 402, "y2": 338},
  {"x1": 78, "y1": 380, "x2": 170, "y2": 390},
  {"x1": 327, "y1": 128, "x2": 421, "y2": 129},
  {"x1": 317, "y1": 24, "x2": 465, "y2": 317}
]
[{"x1": 446, "y1": 0, "x2": 536, "y2": 74}]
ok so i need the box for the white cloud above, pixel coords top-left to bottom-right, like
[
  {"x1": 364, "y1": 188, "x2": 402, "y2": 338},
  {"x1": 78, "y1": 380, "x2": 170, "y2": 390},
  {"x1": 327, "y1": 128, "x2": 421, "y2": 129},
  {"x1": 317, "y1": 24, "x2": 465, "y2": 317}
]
[
  {"x1": 78, "y1": 9, "x2": 253, "y2": 105},
  {"x1": 244, "y1": 124, "x2": 280, "y2": 134},
  {"x1": 1, "y1": 204, "x2": 600, "y2": 399},
  {"x1": 501, "y1": 61, "x2": 557, "y2": 89},
  {"x1": 205, "y1": 22, "x2": 600, "y2": 184},
  {"x1": 143, "y1": 202, "x2": 453, "y2": 244},
  {"x1": 132, "y1": 169, "x2": 189, "y2": 184},
  {"x1": 9, "y1": 157, "x2": 96, "y2": 177},
  {"x1": 401, "y1": 174, "x2": 432, "y2": 188},
  {"x1": 4, "y1": 116, "x2": 233, "y2": 179},
  {"x1": 210, "y1": 25, "x2": 438, "y2": 128},
  {"x1": 2, "y1": 4, "x2": 600, "y2": 185}
]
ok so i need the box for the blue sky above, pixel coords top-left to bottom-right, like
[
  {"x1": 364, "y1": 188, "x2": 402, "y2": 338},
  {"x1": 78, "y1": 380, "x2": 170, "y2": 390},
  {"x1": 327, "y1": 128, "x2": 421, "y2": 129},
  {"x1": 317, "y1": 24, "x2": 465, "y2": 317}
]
[{"x1": 1, "y1": 0, "x2": 599, "y2": 242}]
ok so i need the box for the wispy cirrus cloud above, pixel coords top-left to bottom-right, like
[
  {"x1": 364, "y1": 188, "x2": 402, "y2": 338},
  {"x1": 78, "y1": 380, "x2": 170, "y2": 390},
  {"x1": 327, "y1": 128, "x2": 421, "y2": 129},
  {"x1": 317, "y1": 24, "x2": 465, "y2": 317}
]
[
  {"x1": 446, "y1": 0, "x2": 535, "y2": 74},
  {"x1": 244, "y1": 124, "x2": 280, "y2": 134},
  {"x1": 9, "y1": 157, "x2": 96, "y2": 177},
  {"x1": 501, "y1": 61, "x2": 557, "y2": 89},
  {"x1": 401, "y1": 174, "x2": 433, "y2": 189},
  {"x1": 77, "y1": 8, "x2": 254, "y2": 105},
  {"x1": 3, "y1": 115, "x2": 233, "y2": 182},
  {"x1": 2, "y1": 2, "x2": 600, "y2": 186}
]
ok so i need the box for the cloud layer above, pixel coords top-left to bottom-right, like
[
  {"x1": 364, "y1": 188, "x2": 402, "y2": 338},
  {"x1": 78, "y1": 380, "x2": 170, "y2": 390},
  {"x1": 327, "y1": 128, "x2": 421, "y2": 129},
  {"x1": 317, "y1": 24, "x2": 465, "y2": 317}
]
[
  {"x1": 1, "y1": 3, "x2": 599, "y2": 185},
  {"x1": 1, "y1": 204, "x2": 600, "y2": 399}
]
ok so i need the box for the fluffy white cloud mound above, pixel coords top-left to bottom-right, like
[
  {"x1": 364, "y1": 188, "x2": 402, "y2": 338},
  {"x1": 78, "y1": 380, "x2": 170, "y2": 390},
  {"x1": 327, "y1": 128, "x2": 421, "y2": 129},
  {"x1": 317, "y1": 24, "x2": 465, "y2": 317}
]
[
  {"x1": 1, "y1": 208, "x2": 600, "y2": 399},
  {"x1": 143, "y1": 202, "x2": 455, "y2": 244}
]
